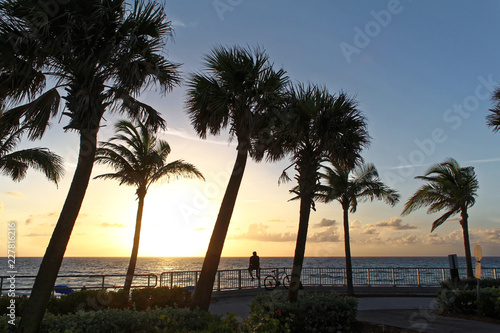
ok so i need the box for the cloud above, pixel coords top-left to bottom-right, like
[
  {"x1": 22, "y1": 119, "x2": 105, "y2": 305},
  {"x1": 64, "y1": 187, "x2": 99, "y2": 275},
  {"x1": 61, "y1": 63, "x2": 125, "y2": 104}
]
[
  {"x1": 25, "y1": 212, "x2": 57, "y2": 225},
  {"x1": 171, "y1": 19, "x2": 186, "y2": 27},
  {"x1": 472, "y1": 228, "x2": 500, "y2": 242},
  {"x1": 7, "y1": 191, "x2": 24, "y2": 197},
  {"x1": 230, "y1": 223, "x2": 296, "y2": 242},
  {"x1": 194, "y1": 228, "x2": 205, "y2": 231},
  {"x1": 376, "y1": 217, "x2": 417, "y2": 230},
  {"x1": 363, "y1": 225, "x2": 378, "y2": 235},
  {"x1": 267, "y1": 218, "x2": 287, "y2": 223},
  {"x1": 313, "y1": 218, "x2": 336, "y2": 228},
  {"x1": 308, "y1": 227, "x2": 341, "y2": 242},
  {"x1": 350, "y1": 220, "x2": 362, "y2": 229},
  {"x1": 100, "y1": 223, "x2": 127, "y2": 228},
  {"x1": 25, "y1": 233, "x2": 51, "y2": 237},
  {"x1": 386, "y1": 234, "x2": 419, "y2": 245}
]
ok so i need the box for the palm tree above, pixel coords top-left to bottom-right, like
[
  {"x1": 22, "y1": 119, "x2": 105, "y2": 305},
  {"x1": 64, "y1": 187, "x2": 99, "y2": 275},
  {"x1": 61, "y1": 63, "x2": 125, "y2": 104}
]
[
  {"x1": 486, "y1": 87, "x2": 500, "y2": 131},
  {"x1": 186, "y1": 45, "x2": 288, "y2": 311},
  {"x1": 0, "y1": 1, "x2": 180, "y2": 331},
  {"x1": 94, "y1": 120, "x2": 204, "y2": 294},
  {"x1": 318, "y1": 162, "x2": 399, "y2": 295},
  {"x1": 402, "y1": 158, "x2": 478, "y2": 278},
  {"x1": 277, "y1": 84, "x2": 370, "y2": 302},
  {"x1": 0, "y1": 123, "x2": 63, "y2": 184}
]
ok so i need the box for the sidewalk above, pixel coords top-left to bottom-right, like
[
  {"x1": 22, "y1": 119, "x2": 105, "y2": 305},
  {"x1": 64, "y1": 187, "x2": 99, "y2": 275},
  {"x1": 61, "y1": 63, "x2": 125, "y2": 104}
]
[{"x1": 209, "y1": 291, "x2": 500, "y2": 332}]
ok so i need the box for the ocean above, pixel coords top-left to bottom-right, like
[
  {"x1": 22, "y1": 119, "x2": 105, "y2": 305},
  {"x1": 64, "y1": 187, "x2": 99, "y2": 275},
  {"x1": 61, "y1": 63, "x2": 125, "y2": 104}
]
[
  {"x1": 5, "y1": 256, "x2": 500, "y2": 276},
  {"x1": 2, "y1": 256, "x2": 499, "y2": 294}
]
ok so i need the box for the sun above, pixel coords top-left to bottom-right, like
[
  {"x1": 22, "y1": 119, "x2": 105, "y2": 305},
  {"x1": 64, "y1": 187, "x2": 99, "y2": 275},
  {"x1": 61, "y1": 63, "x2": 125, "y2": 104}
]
[{"x1": 136, "y1": 182, "x2": 218, "y2": 257}]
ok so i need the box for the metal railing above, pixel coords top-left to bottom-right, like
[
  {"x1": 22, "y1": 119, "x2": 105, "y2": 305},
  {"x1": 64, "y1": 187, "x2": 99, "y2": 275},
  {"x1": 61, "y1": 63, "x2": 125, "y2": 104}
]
[
  {"x1": 0, "y1": 273, "x2": 158, "y2": 294},
  {"x1": 159, "y1": 267, "x2": 499, "y2": 292},
  {"x1": 3, "y1": 267, "x2": 498, "y2": 294}
]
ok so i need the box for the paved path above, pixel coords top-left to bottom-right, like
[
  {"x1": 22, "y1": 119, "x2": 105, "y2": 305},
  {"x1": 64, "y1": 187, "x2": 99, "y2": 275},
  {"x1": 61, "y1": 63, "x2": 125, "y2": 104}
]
[{"x1": 209, "y1": 292, "x2": 500, "y2": 332}]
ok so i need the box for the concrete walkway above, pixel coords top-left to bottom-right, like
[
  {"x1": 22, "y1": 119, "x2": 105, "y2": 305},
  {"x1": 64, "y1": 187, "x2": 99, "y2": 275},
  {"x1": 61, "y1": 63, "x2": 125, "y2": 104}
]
[{"x1": 209, "y1": 291, "x2": 500, "y2": 332}]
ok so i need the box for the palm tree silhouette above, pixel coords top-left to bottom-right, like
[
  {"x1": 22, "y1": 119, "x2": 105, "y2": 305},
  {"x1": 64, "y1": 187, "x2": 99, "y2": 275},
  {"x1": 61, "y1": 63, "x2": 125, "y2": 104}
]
[
  {"x1": 0, "y1": 1, "x2": 180, "y2": 331},
  {"x1": 402, "y1": 158, "x2": 478, "y2": 278},
  {"x1": 277, "y1": 84, "x2": 369, "y2": 302},
  {"x1": 0, "y1": 123, "x2": 63, "y2": 184},
  {"x1": 319, "y1": 162, "x2": 399, "y2": 295},
  {"x1": 486, "y1": 87, "x2": 500, "y2": 131},
  {"x1": 94, "y1": 120, "x2": 204, "y2": 294},
  {"x1": 186, "y1": 45, "x2": 288, "y2": 310}
]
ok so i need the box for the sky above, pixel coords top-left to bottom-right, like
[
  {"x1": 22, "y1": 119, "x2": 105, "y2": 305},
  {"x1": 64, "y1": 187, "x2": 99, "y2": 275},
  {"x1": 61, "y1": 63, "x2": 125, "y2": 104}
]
[{"x1": 2, "y1": 0, "x2": 500, "y2": 259}]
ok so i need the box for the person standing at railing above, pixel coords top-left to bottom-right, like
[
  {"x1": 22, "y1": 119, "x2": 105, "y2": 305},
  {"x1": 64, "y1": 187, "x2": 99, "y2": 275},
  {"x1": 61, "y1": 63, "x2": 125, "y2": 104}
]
[{"x1": 249, "y1": 251, "x2": 260, "y2": 281}]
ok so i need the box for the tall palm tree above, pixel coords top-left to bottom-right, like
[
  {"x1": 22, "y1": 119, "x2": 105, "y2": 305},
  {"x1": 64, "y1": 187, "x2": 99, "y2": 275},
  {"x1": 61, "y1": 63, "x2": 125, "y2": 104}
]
[
  {"x1": 0, "y1": 123, "x2": 63, "y2": 184},
  {"x1": 277, "y1": 84, "x2": 370, "y2": 302},
  {"x1": 318, "y1": 162, "x2": 399, "y2": 295},
  {"x1": 486, "y1": 87, "x2": 500, "y2": 131},
  {"x1": 0, "y1": 1, "x2": 180, "y2": 331},
  {"x1": 186, "y1": 45, "x2": 288, "y2": 311},
  {"x1": 94, "y1": 120, "x2": 204, "y2": 294},
  {"x1": 402, "y1": 158, "x2": 478, "y2": 278}
]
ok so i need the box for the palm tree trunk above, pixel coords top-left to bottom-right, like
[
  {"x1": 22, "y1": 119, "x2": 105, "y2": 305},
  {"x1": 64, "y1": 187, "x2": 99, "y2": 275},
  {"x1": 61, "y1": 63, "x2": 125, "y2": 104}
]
[
  {"x1": 123, "y1": 191, "x2": 146, "y2": 294},
  {"x1": 19, "y1": 129, "x2": 98, "y2": 333},
  {"x1": 461, "y1": 208, "x2": 474, "y2": 278},
  {"x1": 343, "y1": 203, "x2": 354, "y2": 295},
  {"x1": 190, "y1": 147, "x2": 248, "y2": 311},
  {"x1": 287, "y1": 191, "x2": 312, "y2": 302}
]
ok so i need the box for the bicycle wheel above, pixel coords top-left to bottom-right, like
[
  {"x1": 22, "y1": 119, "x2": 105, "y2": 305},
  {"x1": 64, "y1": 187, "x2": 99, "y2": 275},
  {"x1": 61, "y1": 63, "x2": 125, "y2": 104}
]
[
  {"x1": 282, "y1": 274, "x2": 291, "y2": 289},
  {"x1": 264, "y1": 276, "x2": 277, "y2": 290}
]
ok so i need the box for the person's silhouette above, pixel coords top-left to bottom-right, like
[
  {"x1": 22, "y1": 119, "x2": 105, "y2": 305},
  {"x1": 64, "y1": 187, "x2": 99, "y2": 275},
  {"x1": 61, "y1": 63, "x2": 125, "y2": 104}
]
[{"x1": 248, "y1": 251, "x2": 260, "y2": 281}]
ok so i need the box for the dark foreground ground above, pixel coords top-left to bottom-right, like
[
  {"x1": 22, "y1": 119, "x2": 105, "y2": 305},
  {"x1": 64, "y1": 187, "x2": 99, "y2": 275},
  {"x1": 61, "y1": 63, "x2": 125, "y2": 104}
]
[{"x1": 209, "y1": 287, "x2": 500, "y2": 333}]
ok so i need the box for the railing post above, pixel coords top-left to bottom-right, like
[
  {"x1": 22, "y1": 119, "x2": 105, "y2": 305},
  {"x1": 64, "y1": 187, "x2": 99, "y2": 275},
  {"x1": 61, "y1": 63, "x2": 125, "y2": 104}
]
[
  {"x1": 0, "y1": 277, "x2": 3, "y2": 293},
  {"x1": 195, "y1": 272, "x2": 198, "y2": 288},
  {"x1": 392, "y1": 269, "x2": 395, "y2": 286},
  {"x1": 495, "y1": 268, "x2": 497, "y2": 279},
  {"x1": 319, "y1": 268, "x2": 322, "y2": 287},
  {"x1": 343, "y1": 269, "x2": 346, "y2": 286},
  {"x1": 217, "y1": 271, "x2": 221, "y2": 291},
  {"x1": 417, "y1": 269, "x2": 421, "y2": 287},
  {"x1": 102, "y1": 275, "x2": 105, "y2": 289},
  {"x1": 367, "y1": 268, "x2": 371, "y2": 287},
  {"x1": 442, "y1": 269, "x2": 445, "y2": 282},
  {"x1": 238, "y1": 270, "x2": 242, "y2": 290}
]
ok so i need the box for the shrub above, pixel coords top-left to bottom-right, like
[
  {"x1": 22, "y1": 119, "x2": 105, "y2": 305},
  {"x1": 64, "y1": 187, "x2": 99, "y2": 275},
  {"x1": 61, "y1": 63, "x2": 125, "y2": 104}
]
[
  {"x1": 47, "y1": 289, "x2": 130, "y2": 314},
  {"x1": 437, "y1": 284, "x2": 500, "y2": 318},
  {"x1": 242, "y1": 291, "x2": 358, "y2": 333},
  {"x1": 0, "y1": 295, "x2": 29, "y2": 316},
  {"x1": 38, "y1": 307, "x2": 235, "y2": 333},
  {"x1": 131, "y1": 286, "x2": 192, "y2": 310},
  {"x1": 440, "y1": 277, "x2": 500, "y2": 291}
]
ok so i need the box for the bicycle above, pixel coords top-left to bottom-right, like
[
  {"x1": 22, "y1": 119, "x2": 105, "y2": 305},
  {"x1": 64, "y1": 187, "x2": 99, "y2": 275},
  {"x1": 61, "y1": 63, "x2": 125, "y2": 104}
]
[{"x1": 263, "y1": 269, "x2": 291, "y2": 290}]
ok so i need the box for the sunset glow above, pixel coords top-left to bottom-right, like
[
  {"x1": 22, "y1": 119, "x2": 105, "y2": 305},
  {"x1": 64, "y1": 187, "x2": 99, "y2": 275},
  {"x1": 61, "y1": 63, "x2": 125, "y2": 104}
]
[{"x1": 2, "y1": 1, "x2": 500, "y2": 260}]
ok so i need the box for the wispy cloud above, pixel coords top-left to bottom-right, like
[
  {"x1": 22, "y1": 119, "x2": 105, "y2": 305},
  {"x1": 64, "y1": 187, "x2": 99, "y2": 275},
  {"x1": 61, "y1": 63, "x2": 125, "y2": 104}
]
[
  {"x1": 7, "y1": 191, "x2": 24, "y2": 198},
  {"x1": 100, "y1": 222, "x2": 127, "y2": 228},
  {"x1": 25, "y1": 212, "x2": 57, "y2": 225},
  {"x1": 164, "y1": 127, "x2": 236, "y2": 147},
  {"x1": 25, "y1": 233, "x2": 51, "y2": 237},
  {"x1": 376, "y1": 217, "x2": 417, "y2": 230},
  {"x1": 267, "y1": 218, "x2": 287, "y2": 223}
]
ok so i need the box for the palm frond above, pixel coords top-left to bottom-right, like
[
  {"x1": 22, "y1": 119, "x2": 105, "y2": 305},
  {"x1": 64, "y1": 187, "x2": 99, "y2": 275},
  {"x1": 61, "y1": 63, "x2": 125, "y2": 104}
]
[{"x1": 0, "y1": 147, "x2": 64, "y2": 184}]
